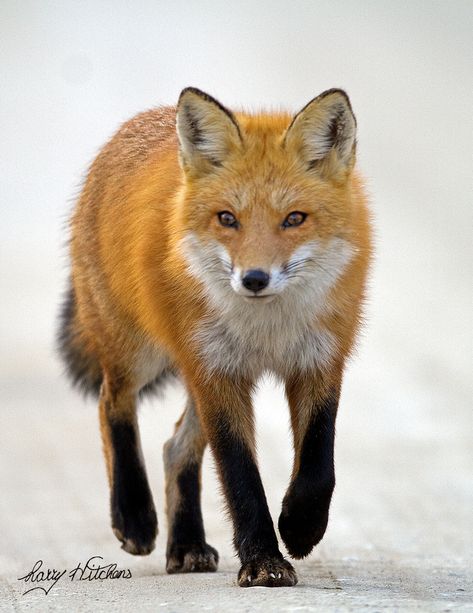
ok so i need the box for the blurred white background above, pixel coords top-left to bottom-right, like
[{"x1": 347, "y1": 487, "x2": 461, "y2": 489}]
[{"x1": 1, "y1": 0, "x2": 472, "y2": 602}]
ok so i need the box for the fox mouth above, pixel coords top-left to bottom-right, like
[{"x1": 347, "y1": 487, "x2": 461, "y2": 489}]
[{"x1": 242, "y1": 294, "x2": 276, "y2": 304}]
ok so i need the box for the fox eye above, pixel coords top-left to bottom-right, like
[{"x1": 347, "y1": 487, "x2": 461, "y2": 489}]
[
  {"x1": 218, "y1": 211, "x2": 238, "y2": 228},
  {"x1": 282, "y1": 211, "x2": 307, "y2": 228}
]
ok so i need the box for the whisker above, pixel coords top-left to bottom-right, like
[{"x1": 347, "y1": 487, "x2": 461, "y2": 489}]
[{"x1": 284, "y1": 258, "x2": 309, "y2": 271}]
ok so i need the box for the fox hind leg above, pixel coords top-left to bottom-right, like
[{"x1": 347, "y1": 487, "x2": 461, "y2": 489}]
[
  {"x1": 99, "y1": 373, "x2": 158, "y2": 555},
  {"x1": 163, "y1": 398, "x2": 218, "y2": 573}
]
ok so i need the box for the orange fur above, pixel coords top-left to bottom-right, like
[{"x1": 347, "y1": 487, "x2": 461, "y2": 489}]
[
  {"x1": 70, "y1": 104, "x2": 371, "y2": 395},
  {"x1": 62, "y1": 88, "x2": 373, "y2": 584}
]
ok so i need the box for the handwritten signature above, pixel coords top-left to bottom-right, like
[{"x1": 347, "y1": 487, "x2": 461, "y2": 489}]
[{"x1": 18, "y1": 557, "x2": 132, "y2": 596}]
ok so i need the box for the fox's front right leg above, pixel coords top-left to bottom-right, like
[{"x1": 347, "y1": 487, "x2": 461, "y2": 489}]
[
  {"x1": 99, "y1": 374, "x2": 157, "y2": 555},
  {"x1": 191, "y1": 375, "x2": 297, "y2": 588}
]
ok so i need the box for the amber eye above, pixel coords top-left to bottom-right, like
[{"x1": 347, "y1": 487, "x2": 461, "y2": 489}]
[
  {"x1": 218, "y1": 211, "x2": 238, "y2": 228},
  {"x1": 282, "y1": 211, "x2": 307, "y2": 228}
]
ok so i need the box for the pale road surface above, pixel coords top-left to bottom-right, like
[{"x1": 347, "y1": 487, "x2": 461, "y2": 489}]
[{"x1": 1, "y1": 366, "x2": 471, "y2": 612}]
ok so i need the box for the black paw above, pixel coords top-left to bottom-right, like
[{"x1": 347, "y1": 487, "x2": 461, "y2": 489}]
[
  {"x1": 166, "y1": 542, "x2": 219, "y2": 573},
  {"x1": 112, "y1": 504, "x2": 158, "y2": 556},
  {"x1": 238, "y1": 556, "x2": 297, "y2": 587},
  {"x1": 278, "y1": 481, "x2": 334, "y2": 559}
]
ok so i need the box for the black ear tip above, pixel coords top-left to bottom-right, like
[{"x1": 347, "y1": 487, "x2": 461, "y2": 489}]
[
  {"x1": 178, "y1": 87, "x2": 225, "y2": 111},
  {"x1": 318, "y1": 88, "x2": 356, "y2": 126},
  {"x1": 320, "y1": 87, "x2": 349, "y2": 98},
  {"x1": 176, "y1": 88, "x2": 241, "y2": 137},
  {"x1": 178, "y1": 87, "x2": 207, "y2": 106},
  {"x1": 318, "y1": 88, "x2": 352, "y2": 107}
]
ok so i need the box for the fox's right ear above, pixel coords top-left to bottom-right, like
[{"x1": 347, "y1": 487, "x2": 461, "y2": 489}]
[{"x1": 176, "y1": 88, "x2": 242, "y2": 174}]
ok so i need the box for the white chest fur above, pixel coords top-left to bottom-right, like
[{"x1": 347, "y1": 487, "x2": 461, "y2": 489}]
[{"x1": 193, "y1": 308, "x2": 337, "y2": 378}]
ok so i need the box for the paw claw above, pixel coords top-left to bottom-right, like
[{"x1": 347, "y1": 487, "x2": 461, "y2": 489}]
[
  {"x1": 112, "y1": 507, "x2": 157, "y2": 557},
  {"x1": 166, "y1": 542, "x2": 219, "y2": 574},
  {"x1": 238, "y1": 556, "x2": 297, "y2": 588},
  {"x1": 112, "y1": 487, "x2": 158, "y2": 556}
]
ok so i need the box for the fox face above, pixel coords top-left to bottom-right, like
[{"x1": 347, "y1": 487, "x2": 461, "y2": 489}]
[{"x1": 176, "y1": 88, "x2": 358, "y2": 317}]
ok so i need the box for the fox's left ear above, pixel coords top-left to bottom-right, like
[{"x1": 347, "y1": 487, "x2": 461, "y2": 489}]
[
  {"x1": 176, "y1": 87, "x2": 242, "y2": 174},
  {"x1": 283, "y1": 89, "x2": 356, "y2": 177}
]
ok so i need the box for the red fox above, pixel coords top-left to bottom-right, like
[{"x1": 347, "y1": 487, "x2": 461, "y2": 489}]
[{"x1": 58, "y1": 87, "x2": 372, "y2": 587}]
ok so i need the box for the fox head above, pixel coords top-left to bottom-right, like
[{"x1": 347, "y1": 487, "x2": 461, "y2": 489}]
[{"x1": 176, "y1": 87, "x2": 360, "y2": 311}]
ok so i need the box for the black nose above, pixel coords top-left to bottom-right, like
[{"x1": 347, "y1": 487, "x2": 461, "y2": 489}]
[{"x1": 242, "y1": 269, "x2": 270, "y2": 293}]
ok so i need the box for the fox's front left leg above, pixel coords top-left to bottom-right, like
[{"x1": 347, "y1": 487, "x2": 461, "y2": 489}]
[
  {"x1": 278, "y1": 373, "x2": 339, "y2": 559},
  {"x1": 191, "y1": 375, "x2": 297, "y2": 588},
  {"x1": 99, "y1": 372, "x2": 157, "y2": 555}
]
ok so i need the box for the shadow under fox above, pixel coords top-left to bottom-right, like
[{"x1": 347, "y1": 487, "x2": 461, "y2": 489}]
[{"x1": 58, "y1": 87, "x2": 372, "y2": 587}]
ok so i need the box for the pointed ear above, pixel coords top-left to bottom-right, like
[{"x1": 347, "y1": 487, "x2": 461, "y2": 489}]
[
  {"x1": 176, "y1": 87, "x2": 242, "y2": 174},
  {"x1": 283, "y1": 89, "x2": 357, "y2": 177}
]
